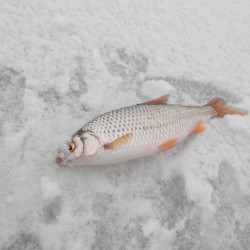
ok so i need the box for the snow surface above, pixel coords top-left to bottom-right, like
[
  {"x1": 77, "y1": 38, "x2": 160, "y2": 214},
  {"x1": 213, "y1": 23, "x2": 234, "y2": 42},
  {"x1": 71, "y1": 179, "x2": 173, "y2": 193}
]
[{"x1": 0, "y1": 0, "x2": 250, "y2": 249}]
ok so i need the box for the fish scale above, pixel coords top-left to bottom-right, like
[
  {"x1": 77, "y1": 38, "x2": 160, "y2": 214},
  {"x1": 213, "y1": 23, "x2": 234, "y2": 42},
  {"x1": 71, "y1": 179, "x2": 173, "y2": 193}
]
[{"x1": 81, "y1": 104, "x2": 215, "y2": 148}]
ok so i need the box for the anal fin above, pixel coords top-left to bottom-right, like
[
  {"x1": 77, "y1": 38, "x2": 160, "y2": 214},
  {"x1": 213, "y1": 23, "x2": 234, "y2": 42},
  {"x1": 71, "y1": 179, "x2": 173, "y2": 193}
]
[{"x1": 189, "y1": 121, "x2": 206, "y2": 136}]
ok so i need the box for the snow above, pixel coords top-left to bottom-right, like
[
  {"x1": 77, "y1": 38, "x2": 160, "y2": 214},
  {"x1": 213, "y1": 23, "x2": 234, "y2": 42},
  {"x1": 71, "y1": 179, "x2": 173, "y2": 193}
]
[
  {"x1": 41, "y1": 177, "x2": 61, "y2": 200},
  {"x1": 1, "y1": 0, "x2": 250, "y2": 249},
  {"x1": 141, "y1": 79, "x2": 175, "y2": 99},
  {"x1": 184, "y1": 173, "x2": 216, "y2": 223},
  {"x1": 224, "y1": 115, "x2": 249, "y2": 133}
]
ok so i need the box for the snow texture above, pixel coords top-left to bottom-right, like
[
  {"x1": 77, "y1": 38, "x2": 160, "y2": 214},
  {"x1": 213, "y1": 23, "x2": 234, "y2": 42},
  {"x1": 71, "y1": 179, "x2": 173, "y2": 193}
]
[{"x1": 0, "y1": 0, "x2": 250, "y2": 249}]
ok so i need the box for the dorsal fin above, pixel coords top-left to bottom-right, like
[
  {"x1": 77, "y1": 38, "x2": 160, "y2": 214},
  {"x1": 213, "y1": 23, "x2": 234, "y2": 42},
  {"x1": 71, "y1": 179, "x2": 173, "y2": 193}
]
[
  {"x1": 143, "y1": 94, "x2": 169, "y2": 105},
  {"x1": 104, "y1": 133, "x2": 133, "y2": 150}
]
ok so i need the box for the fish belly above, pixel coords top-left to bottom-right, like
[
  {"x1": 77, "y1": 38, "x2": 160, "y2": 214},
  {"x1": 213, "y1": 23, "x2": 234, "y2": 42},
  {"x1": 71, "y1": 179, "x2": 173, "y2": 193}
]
[{"x1": 87, "y1": 144, "x2": 158, "y2": 165}]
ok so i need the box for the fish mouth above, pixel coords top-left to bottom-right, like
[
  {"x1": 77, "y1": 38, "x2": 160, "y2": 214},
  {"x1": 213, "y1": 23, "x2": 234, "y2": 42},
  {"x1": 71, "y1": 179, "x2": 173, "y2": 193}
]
[
  {"x1": 54, "y1": 151, "x2": 67, "y2": 165},
  {"x1": 55, "y1": 155, "x2": 63, "y2": 165}
]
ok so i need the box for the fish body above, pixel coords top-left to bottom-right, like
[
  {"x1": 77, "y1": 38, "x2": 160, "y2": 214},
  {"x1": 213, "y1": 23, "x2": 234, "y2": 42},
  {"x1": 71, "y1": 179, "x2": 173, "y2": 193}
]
[{"x1": 55, "y1": 95, "x2": 245, "y2": 166}]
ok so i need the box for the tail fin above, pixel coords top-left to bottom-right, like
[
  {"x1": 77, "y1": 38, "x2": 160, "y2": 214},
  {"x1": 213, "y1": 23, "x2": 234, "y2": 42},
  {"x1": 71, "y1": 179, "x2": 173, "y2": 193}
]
[{"x1": 207, "y1": 98, "x2": 247, "y2": 118}]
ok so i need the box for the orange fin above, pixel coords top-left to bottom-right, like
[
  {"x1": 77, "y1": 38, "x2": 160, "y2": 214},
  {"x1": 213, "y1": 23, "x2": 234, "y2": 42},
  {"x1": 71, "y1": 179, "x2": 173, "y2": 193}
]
[
  {"x1": 189, "y1": 121, "x2": 206, "y2": 136},
  {"x1": 104, "y1": 133, "x2": 132, "y2": 150},
  {"x1": 159, "y1": 138, "x2": 177, "y2": 152},
  {"x1": 207, "y1": 98, "x2": 247, "y2": 118},
  {"x1": 143, "y1": 94, "x2": 170, "y2": 105}
]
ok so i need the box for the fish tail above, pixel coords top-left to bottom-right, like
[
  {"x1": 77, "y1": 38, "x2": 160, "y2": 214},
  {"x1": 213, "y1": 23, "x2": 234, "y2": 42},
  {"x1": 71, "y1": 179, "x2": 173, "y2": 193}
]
[{"x1": 207, "y1": 98, "x2": 247, "y2": 118}]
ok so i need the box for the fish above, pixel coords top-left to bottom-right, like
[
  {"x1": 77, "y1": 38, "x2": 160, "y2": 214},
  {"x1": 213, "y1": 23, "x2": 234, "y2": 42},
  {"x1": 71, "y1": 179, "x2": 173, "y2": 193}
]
[{"x1": 55, "y1": 95, "x2": 246, "y2": 166}]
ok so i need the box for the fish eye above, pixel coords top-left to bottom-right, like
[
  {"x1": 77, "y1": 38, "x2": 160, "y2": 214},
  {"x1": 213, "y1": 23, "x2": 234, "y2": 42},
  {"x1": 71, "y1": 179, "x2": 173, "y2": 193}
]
[{"x1": 68, "y1": 141, "x2": 76, "y2": 152}]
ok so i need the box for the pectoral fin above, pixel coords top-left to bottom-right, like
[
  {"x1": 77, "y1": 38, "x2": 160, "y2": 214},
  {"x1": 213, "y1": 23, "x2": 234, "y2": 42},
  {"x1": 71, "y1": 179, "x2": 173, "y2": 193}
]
[
  {"x1": 143, "y1": 94, "x2": 170, "y2": 105},
  {"x1": 104, "y1": 133, "x2": 133, "y2": 150}
]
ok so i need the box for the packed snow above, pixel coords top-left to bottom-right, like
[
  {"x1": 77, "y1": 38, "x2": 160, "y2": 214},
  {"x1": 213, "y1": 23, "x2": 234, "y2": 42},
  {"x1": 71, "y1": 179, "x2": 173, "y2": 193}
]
[{"x1": 0, "y1": 0, "x2": 250, "y2": 249}]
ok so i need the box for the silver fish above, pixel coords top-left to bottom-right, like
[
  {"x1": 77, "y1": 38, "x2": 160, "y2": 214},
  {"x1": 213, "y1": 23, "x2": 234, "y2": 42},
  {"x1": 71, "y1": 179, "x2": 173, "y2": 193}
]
[{"x1": 55, "y1": 95, "x2": 245, "y2": 166}]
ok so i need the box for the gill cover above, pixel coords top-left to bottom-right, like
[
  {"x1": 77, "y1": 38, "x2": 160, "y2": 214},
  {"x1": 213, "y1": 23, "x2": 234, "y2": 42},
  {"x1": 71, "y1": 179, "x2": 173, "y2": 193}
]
[
  {"x1": 82, "y1": 132, "x2": 100, "y2": 156},
  {"x1": 72, "y1": 136, "x2": 84, "y2": 158}
]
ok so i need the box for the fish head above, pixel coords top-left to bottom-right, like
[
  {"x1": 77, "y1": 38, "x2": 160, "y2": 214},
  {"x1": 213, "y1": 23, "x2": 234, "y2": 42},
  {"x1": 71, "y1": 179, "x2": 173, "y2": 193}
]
[{"x1": 55, "y1": 131, "x2": 101, "y2": 166}]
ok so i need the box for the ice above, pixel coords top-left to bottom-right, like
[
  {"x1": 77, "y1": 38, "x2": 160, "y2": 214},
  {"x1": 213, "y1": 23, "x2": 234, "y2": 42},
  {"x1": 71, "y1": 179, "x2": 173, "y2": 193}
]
[{"x1": 1, "y1": 0, "x2": 250, "y2": 249}]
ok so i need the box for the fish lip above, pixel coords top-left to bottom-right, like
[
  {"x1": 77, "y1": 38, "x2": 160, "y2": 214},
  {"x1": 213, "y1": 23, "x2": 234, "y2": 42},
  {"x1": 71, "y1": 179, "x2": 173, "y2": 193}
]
[
  {"x1": 54, "y1": 151, "x2": 68, "y2": 166},
  {"x1": 55, "y1": 148, "x2": 76, "y2": 166},
  {"x1": 55, "y1": 155, "x2": 63, "y2": 165}
]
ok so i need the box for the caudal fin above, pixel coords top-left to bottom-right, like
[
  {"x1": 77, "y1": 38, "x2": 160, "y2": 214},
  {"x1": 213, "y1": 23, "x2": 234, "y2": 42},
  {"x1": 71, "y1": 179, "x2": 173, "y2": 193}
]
[{"x1": 207, "y1": 98, "x2": 247, "y2": 118}]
